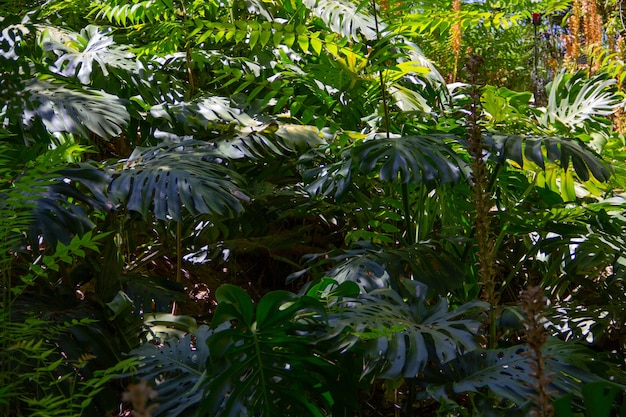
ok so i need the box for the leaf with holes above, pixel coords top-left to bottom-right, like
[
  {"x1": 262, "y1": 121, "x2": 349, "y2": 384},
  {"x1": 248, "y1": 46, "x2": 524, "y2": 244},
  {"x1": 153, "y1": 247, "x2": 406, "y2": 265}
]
[
  {"x1": 218, "y1": 123, "x2": 325, "y2": 159},
  {"x1": 420, "y1": 339, "x2": 621, "y2": 405},
  {"x1": 539, "y1": 70, "x2": 620, "y2": 131},
  {"x1": 41, "y1": 25, "x2": 137, "y2": 85},
  {"x1": 107, "y1": 141, "x2": 247, "y2": 221},
  {"x1": 352, "y1": 135, "x2": 469, "y2": 187},
  {"x1": 484, "y1": 133, "x2": 610, "y2": 182},
  {"x1": 330, "y1": 285, "x2": 485, "y2": 378},
  {"x1": 24, "y1": 79, "x2": 129, "y2": 139},
  {"x1": 128, "y1": 325, "x2": 213, "y2": 417},
  {"x1": 291, "y1": 241, "x2": 467, "y2": 294}
]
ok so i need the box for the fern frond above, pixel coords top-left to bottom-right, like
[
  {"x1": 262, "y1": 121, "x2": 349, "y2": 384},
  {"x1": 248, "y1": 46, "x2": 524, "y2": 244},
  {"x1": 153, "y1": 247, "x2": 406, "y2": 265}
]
[{"x1": 91, "y1": 0, "x2": 177, "y2": 26}]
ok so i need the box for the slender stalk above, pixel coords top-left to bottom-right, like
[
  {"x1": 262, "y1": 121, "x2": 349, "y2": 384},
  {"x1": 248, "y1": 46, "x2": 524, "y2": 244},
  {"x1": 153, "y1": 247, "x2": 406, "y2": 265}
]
[
  {"x1": 1, "y1": 232, "x2": 11, "y2": 415},
  {"x1": 404, "y1": 378, "x2": 415, "y2": 417},
  {"x1": 465, "y1": 55, "x2": 499, "y2": 348},
  {"x1": 370, "y1": 0, "x2": 390, "y2": 138},
  {"x1": 172, "y1": 0, "x2": 192, "y2": 314},
  {"x1": 171, "y1": 221, "x2": 183, "y2": 315},
  {"x1": 401, "y1": 183, "x2": 414, "y2": 245},
  {"x1": 521, "y1": 286, "x2": 554, "y2": 417},
  {"x1": 180, "y1": 0, "x2": 195, "y2": 98},
  {"x1": 252, "y1": 329, "x2": 271, "y2": 416},
  {"x1": 176, "y1": 221, "x2": 182, "y2": 285},
  {"x1": 371, "y1": 0, "x2": 412, "y2": 248},
  {"x1": 533, "y1": 21, "x2": 539, "y2": 101}
]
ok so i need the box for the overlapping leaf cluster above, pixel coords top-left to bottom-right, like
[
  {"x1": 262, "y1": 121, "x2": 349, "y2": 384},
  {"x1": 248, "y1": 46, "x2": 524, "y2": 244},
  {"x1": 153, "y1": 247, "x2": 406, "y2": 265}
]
[{"x1": 2, "y1": 0, "x2": 626, "y2": 416}]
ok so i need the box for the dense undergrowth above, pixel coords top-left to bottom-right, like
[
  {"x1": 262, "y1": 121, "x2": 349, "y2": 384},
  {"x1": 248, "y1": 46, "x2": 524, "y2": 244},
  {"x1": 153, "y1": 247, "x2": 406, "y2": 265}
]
[{"x1": 2, "y1": 0, "x2": 626, "y2": 415}]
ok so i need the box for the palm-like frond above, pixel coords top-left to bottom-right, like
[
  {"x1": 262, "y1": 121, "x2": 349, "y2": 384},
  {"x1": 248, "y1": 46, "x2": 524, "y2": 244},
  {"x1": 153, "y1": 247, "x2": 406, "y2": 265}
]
[
  {"x1": 107, "y1": 140, "x2": 247, "y2": 221},
  {"x1": 330, "y1": 283, "x2": 485, "y2": 378},
  {"x1": 91, "y1": 0, "x2": 177, "y2": 26}
]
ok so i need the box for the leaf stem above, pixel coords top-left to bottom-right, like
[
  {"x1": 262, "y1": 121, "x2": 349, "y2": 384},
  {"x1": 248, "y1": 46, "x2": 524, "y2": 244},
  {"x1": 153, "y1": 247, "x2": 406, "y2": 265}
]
[
  {"x1": 252, "y1": 329, "x2": 271, "y2": 416},
  {"x1": 402, "y1": 182, "x2": 414, "y2": 245},
  {"x1": 370, "y1": 0, "x2": 390, "y2": 138}
]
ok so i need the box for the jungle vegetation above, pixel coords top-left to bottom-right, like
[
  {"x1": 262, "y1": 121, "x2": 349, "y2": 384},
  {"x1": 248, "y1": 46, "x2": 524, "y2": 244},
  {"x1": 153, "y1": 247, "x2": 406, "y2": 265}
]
[{"x1": 1, "y1": 0, "x2": 626, "y2": 415}]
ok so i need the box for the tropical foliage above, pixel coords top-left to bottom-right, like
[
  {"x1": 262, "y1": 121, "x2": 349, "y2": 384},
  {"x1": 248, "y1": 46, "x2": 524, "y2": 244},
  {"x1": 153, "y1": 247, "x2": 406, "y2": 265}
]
[{"x1": 1, "y1": 0, "x2": 626, "y2": 416}]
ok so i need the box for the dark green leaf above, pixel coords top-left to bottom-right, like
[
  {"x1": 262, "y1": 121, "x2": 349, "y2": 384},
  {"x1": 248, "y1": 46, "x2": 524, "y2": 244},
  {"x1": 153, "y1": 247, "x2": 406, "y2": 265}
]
[
  {"x1": 201, "y1": 288, "x2": 335, "y2": 417},
  {"x1": 212, "y1": 284, "x2": 255, "y2": 327},
  {"x1": 129, "y1": 326, "x2": 214, "y2": 417},
  {"x1": 485, "y1": 134, "x2": 610, "y2": 182},
  {"x1": 108, "y1": 141, "x2": 247, "y2": 221},
  {"x1": 352, "y1": 135, "x2": 468, "y2": 187}
]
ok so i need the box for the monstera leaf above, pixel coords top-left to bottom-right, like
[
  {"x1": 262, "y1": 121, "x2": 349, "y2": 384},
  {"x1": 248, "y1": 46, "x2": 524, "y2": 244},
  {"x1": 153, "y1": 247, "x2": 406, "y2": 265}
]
[
  {"x1": 121, "y1": 274, "x2": 186, "y2": 316},
  {"x1": 217, "y1": 124, "x2": 326, "y2": 159},
  {"x1": 303, "y1": 0, "x2": 379, "y2": 41},
  {"x1": 330, "y1": 283, "x2": 485, "y2": 378},
  {"x1": 149, "y1": 96, "x2": 258, "y2": 135},
  {"x1": 304, "y1": 157, "x2": 354, "y2": 200},
  {"x1": 23, "y1": 78, "x2": 129, "y2": 139},
  {"x1": 24, "y1": 164, "x2": 113, "y2": 248},
  {"x1": 538, "y1": 70, "x2": 620, "y2": 132},
  {"x1": 28, "y1": 184, "x2": 99, "y2": 248},
  {"x1": 199, "y1": 285, "x2": 338, "y2": 417},
  {"x1": 107, "y1": 140, "x2": 247, "y2": 221},
  {"x1": 41, "y1": 25, "x2": 137, "y2": 85},
  {"x1": 484, "y1": 133, "x2": 611, "y2": 182},
  {"x1": 291, "y1": 240, "x2": 467, "y2": 294},
  {"x1": 352, "y1": 134, "x2": 469, "y2": 187},
  {"x1": 306, "y1": 133, "x2": 469, "y2": 203},
  {"x1": 129, "y1": 325, "x2": 214, "y2": 417},
  {"x1": 421, "y1": 338, "x2": 622, "y2": 406}
]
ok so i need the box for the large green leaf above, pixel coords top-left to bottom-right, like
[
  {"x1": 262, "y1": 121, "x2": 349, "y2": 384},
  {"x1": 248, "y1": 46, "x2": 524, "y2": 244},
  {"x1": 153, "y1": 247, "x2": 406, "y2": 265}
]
[
  {"x1": 303, "y1": 0, "x2": 378, "y2": 41},
  {"x1": 352, "y1": 134, "x2": 469, "y2": 187},
  {"x1": 129, "y1": 325, "x2": 214, "y2": 417},
  {"x1": 200, "y1": 285, "x2": 338, "y2": 417},
  {"x1": 554, "y1": 381, "x2": 626, "y2": 417},
  {"x1": 304, "y1": 157, "x2": 354, "y2": 200},
  {"x1": 121, "y1": 274, "x2": 186, "y2": 316},
  {"x1": 149, "y1": 96, "x2": 259, "y2": 135},
  {"x1": 292, "y1": 241, "x2": 467, "y2": 294},
  {"x1": 217, "y1": 123, "x2": 326, "y2": 159},
  {"x1": 21, "y1": 159, "x2": 113, "y2": 249},
  {"x1": 107, "y1": 140, "x2": 247, "y2": 221},
  {"x1": 538, "y1": 70, "x2": 620, "y2": 131},
  {"x1": 24, "y1": 78, "x2": 129, "y2": 139},
  {"x1": 41, "y1": 25, "x2": 137, "y2": 85},
  {"x1": 484, "y1": 133, "x2": 611, "y2": 182},
  {"x1": 330, "y1": 284, "x2": 485, "y2": 378},
  {"x1": 421, "y1": 339, "x2": 621, "y2": 406}
]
